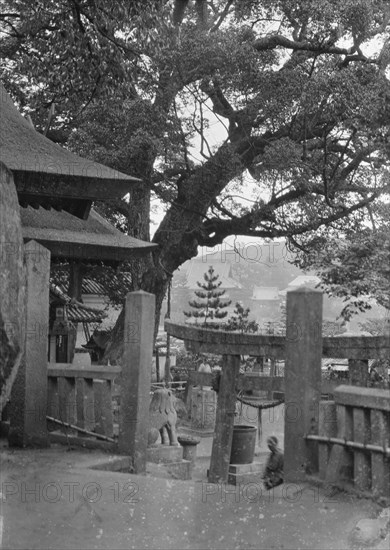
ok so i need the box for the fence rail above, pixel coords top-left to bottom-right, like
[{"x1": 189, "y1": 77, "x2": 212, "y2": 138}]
[
  {"x1": 47, "y1": 363, "x2": 120, "y2": 443},
  {"x1": 317, "y1": 385, "x2": 390, "y2": 497}
]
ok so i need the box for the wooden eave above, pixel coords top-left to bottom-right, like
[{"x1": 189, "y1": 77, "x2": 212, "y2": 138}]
[
  {"x1": 0, "y1": 82, "x2": 141, "y2": 219},
  {"x1": 21, "y1": 207, "x2": 157, "y2": 264}
]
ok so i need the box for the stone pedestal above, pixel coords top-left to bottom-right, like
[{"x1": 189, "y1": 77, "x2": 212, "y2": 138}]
[
  {"x1": 190, "y1": 387, "x2": 217, "y2": 430},
  {"x1": 146, "y1": 445, "x2": 183, "y2": 464},
  {"x1": 227, "y1": 462, "x2": 264, "y2": 486},
  {"x1": 146, "y1": 445, "x2": 191, "y2": 480},
  {"x1": 178, "y1": 435, "x2": 200, "y2": 478},
  {"x1": 206, "y1": 461, "x2": 265, "y2": 486}
]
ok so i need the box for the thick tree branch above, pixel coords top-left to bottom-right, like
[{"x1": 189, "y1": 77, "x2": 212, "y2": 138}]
[
  {"x1": 253, "y1": 34, "x2": 357, "y2": 56},
  {"x1": 198, "y1": 192, "x2": 381, "y2": 247}
]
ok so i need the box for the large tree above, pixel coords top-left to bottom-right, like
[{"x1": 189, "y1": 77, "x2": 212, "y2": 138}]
[{"x1": 1, "y1": 0, "x2": 389, "y2": 362}]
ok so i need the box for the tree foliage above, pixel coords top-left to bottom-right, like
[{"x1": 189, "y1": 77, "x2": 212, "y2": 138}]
[
  {"x1": 225, "y1": 301, "x2": 259, "y2": 333},
  {"x1": 292, "y1": 203, "x2": 390, "y2": 318},
  {"x1": 184, "y1": 265, "x2": 231, "y2": 327},
  {"x1": 1, "y1": 0, "x2": 389, "y2": 358}
]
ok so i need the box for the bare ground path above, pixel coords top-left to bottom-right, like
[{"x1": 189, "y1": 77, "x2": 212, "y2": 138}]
[{"x1": 1, "y1": 440, "x2": 388, "y2": 550}]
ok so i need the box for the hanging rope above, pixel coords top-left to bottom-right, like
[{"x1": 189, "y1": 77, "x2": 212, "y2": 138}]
[
  {"x1": 211, "y1": 371, "x2": 285, "y2": 410},
  {"x1": 236, "y1": 391, "x2": 284, "y2": 410}
]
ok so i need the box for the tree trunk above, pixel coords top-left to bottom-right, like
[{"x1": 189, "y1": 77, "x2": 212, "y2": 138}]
[{"x1": 103, "y1": 143, "x2": 246, "y2": 365}]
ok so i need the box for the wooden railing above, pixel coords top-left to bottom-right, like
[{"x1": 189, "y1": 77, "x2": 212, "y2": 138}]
[
  {"x1": 313, "y1": 386, "x2": 390, "y2": 498},
  {"x1": 47, "y1": 363, "x2": 121, "y2": 445}
]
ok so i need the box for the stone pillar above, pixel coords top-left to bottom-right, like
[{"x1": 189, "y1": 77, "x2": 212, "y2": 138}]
[
  {"x1": 348, "y1": 359, "x2": 369, "y2": 386},
  {"x1": 8, "y1": 240, "x2": 51, "y2": 447},
  {"x1": 284, "y1": 287, "x2": 323, "y2": 481},
  {"x1": 118, "y1": 291, "x2": 155, "y2": 473},
  {"x1": 190, "y1": 387, "x2": 217, "y2": 430},
  {"x1": 208, "y1": 354, "x2": 241, "y2": 483}
]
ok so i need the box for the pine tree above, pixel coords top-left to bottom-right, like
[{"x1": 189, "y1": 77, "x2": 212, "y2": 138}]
[
  {"x1": 226, "y1": 302, "x2": 259, "y2": 334},
  {"x1": 184, "y1": 266, "x2": 231, "y2": 329}
]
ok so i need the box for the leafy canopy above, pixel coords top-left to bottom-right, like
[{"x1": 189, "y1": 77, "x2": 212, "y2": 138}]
[{"x1": 1, "y1": 0, "x2": 389, "y2": 329}]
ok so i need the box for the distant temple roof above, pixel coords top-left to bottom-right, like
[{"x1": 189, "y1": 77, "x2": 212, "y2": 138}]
[
  {"x1": 49, "y1": 284, "x2": 106, "y2": 324},
  {"x1": 251, "y1": 286, "x2": 280, "y2": 300},
  {"x1": 0, "y1": 82, "x2": 140, "y2": 219},
  {"x1": 21, "y1": 207, "x2": 157, "y2": 263},
  {"x1": 287, "y1": 275, "x2": 321, "y2": 288},
  {"x1": 81, "y1": 274, "x2": 133, "y2": 295}
]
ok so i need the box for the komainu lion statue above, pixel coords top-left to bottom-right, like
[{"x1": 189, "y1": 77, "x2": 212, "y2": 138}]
[{"x1": 148, "y1": 388, "x2": 179, "y2": 446}]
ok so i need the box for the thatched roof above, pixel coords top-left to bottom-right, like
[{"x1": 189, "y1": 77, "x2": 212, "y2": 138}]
[
  {"x1": 0, "y1": 82, "x2": 140, "y2": 219},
  {"x1": 21, "y1": 206, "x2": 157, "y2": 263}
]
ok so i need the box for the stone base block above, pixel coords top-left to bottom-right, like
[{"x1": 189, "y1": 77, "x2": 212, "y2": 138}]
[
  {"x1": 206, "y1": 461, "x2": 265, "y2": 485},
  {"x1": 228, "y1": 462, "x2": 264, "y2": 486},
  {"x1": 86, "y1": 454, "x2": 191, "y2": 480},
  {"x1": 146, "y1": 445, "x2": 183, "y2": 464},
  {"x1": 147, "y1": 460, "x2": 191, "y2": 481}
]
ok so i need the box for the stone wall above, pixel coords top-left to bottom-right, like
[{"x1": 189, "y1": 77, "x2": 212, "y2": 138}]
[{"x1": 0, "y1": 162, "x2": 26, "y2": 412}]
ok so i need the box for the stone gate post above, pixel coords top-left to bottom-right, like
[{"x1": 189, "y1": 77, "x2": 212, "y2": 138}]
[
  {"x1": 284, "y1": 287, "x2": 323, "y2": 481},
  {"x1": 8, "y1": 240, "x2": 51, "y2": 447},
  {"x1": 118, "y1": 290, "x2": 155, "y2": 473}
]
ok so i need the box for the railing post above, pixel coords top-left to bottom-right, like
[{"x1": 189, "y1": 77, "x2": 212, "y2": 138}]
[
  {"x1": 8, "y1": 240, "x2": 50, "y2": 447},
  {"x1": 94, "y1": 380, "x2": 113, "y2": 437},
  {"x1": 58, "y1": 376, "x2": 77, "y2": 435},
  {"x1": 118, "y1": 291, "x2": 155, "y2": 473},
  {"x1": 208, "y1": 354, "x2": 240, "y2": 484},
  {"x1": 76, "y1": 378, "x2": 95, "y2": 434},
  {"x1": 353, "y1": 407, "x2": 371, "y2": 490},
  {"x1": 284, "y1": 287, "x2": 323, "y2": 481},
  {"x1": 318, "y1": 401, "x2": 337, "y2": 479},
  {"x1": 371, "y1": 409, "x2": 390, "y2": 498}
]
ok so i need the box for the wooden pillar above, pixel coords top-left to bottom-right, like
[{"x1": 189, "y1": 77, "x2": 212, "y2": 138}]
[
  {"x1": 208, "y1": 354, "x2": 240, "y2": 484},
  {"x1": 68, "y1": 261, "x2": 85, "y2": 301},
  {"x1": 118, "y1": 291, "x2": 155, "y2": 473},
  {"x1": 8, "y1": 240, "x2": 50, "y2": 447},
  {"x1": 284, "y1": 287, "x2": 323, "y2": 481}
]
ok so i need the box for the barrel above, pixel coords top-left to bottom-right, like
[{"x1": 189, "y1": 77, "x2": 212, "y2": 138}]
[{"x1": 230, "y1": 425, "x2": 256, "y2": 464}]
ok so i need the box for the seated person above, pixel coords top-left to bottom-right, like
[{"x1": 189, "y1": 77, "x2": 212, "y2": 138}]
[{"x1": 262, "y1": 436, "x2": 284, "y2": 490}]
